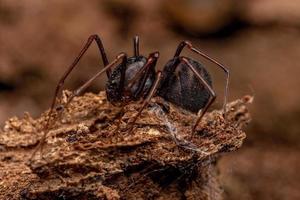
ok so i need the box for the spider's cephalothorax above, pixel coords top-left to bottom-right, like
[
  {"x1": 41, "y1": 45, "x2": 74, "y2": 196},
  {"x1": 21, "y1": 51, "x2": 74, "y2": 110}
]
[
  {"x1": 106, "y1": 55, "x2": 156, "y2": 104},
  {"x1": 38, "y1": 35, "x2": 230, "y2": 156}
]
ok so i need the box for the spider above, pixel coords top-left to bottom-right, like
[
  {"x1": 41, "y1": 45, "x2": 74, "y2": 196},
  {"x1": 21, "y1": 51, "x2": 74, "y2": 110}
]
[{"x1": 32, "y1": 35, "x2": 229, "y2": 159}]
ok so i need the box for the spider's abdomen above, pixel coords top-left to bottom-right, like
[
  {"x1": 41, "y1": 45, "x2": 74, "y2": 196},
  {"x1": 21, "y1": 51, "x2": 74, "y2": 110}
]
[
  {"x1": 106, "y1": 56, "x2": 155, "y2": 103},
  {"x1": 157, "y1": 57, "x2": 212, "y2": 113}
]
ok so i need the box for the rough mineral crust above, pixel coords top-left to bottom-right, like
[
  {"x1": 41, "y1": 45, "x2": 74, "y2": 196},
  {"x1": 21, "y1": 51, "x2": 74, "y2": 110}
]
[{"x1": 0, "y1": 91, "x2": 252, "y2": 200}]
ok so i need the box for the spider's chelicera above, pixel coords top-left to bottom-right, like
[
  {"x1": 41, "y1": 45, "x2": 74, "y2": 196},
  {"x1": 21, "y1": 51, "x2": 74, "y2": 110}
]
[{"x1": 43, "y1": 35, "x2": 230, "y2": 144}]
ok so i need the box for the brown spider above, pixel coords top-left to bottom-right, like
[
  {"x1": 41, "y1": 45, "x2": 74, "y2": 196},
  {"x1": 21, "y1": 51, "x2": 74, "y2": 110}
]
[{"x1": 31, "y1": 35, "x2": 229, "y2": 160}]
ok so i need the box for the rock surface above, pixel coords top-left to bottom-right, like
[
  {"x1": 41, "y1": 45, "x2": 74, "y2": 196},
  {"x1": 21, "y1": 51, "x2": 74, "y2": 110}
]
[{"x1": 0, "y1": 91, "x2": 252, "y2": 200}]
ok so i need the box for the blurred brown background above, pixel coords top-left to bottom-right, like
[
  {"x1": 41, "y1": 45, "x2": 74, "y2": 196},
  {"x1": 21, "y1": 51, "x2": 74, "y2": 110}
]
[{"x1": 0, "y1": 0, "x2": 299, "y2": 199}]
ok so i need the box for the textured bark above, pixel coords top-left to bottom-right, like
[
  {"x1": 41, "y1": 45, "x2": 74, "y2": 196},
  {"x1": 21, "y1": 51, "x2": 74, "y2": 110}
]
[{"x1": 0, "y1": 91, "x2": 252, "y2": 200}]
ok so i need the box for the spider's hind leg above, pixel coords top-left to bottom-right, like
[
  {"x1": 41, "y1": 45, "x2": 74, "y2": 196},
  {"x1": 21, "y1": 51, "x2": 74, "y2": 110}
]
[
  {"x1": 174, "y1": 41, "x2": 229, "y2": 118},
  {"x1": 180, "y1": 57, "x2": 216, "y2": 135}
]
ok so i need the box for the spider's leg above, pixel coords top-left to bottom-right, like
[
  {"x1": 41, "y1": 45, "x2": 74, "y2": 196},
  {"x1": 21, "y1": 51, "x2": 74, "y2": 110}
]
[
  {"x1": 114, "y1": 52, "x2": 159, "y2": 133},
  {"x1": 109, "y1": 54, "x2": 131, "y2": 132},
  {"x1": 133, "y1": 35, "x2": 140, "y2": 57},
  {"x1": 114, "y1": 53, "x2": 129, "y2": 98},
  {"x1": 180, "y1": 57, "x2": 216, "y2": 135},
  {"x1": 49, "y1": 35, "x2": 110, "y2": 131},
  {"x1": 64, "y1": 53, "x2": 127, "y2": 106},
  {"x1": 126, "y1": 71, "x2": 162, "y2": 133},
  {"x1": 29, "y1": 53, "x2": 125, "y2": 163},
  {"x1": 174, "y1": 41, "x2": 229, "y2": 117},
  {"x1": 64, "y1": 53, "x2": 127, "y2": 137},
  {"x1": 30, "y1": 35, "x2": 109, "y2": 162},
  {"x1": 125, "y1": 52, "x2": 159, "y2": 90},
  {"x1": 54, "y1": 35, "x2": 109, "y2": 109},
  {"x1": 127, "y1": 52, "x2": 159, "y2": 98}
]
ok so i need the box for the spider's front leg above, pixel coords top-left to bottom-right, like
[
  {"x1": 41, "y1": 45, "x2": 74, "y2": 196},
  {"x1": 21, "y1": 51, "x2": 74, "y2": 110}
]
[
  {"x1": 46, "y1": 35, "x2": 111, "y2": 132},
  {"x1": 64, "y1": 53, "x2": 127, "y2": 107},
  {"x1": 30, "y1": 35, "x2": 113, "y2": 162},
  {"x1": 50, "y1": 35, "x2": 110, "y2": 121}
]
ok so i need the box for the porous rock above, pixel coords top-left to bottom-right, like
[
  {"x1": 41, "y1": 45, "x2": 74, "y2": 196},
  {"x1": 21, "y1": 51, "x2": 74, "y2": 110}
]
[{"x1": 0, "y1": 91, "x2": 252, "y2": 200}]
